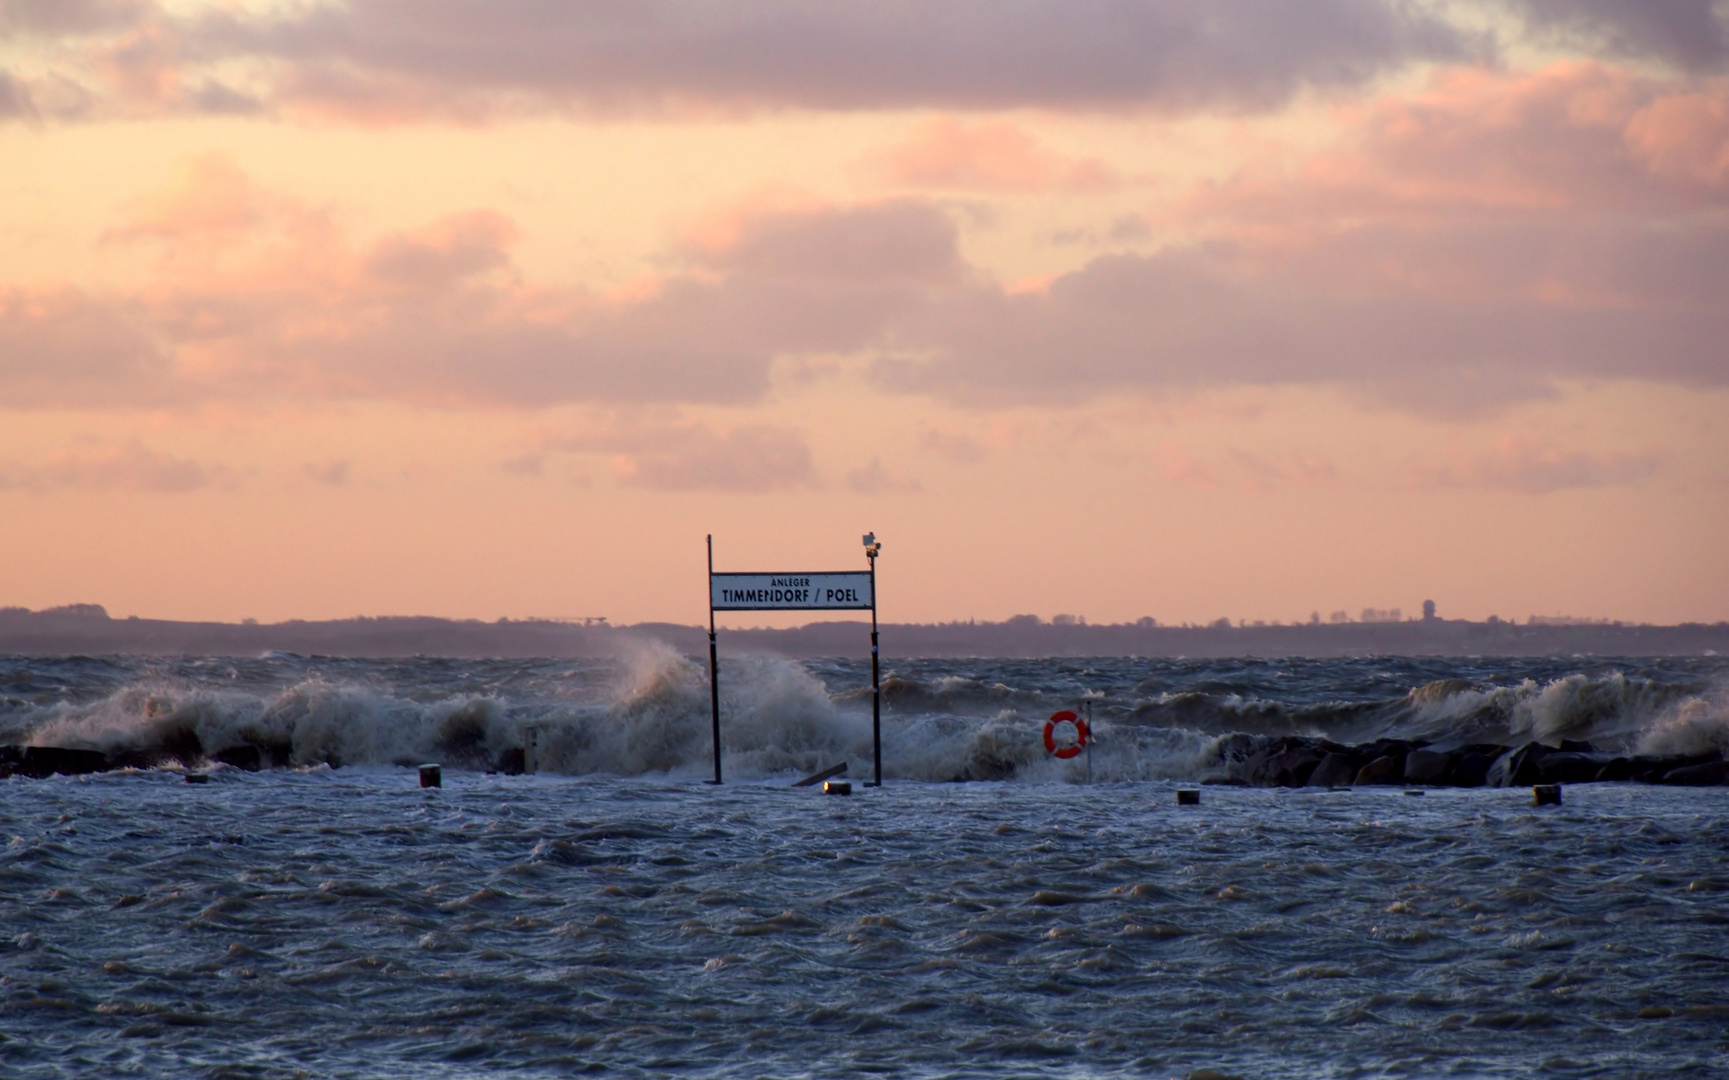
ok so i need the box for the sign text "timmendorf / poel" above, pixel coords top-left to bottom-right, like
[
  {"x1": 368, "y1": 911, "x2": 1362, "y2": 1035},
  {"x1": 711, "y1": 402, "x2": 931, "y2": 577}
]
[{"x1": 710, "y1": 572, "x2": 873, "y2": 611}]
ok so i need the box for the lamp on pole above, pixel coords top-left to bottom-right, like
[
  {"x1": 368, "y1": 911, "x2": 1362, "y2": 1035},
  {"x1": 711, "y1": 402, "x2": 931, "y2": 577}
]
[{"x1": 863, "y1": 532, "x2": 882, "y2": 787}]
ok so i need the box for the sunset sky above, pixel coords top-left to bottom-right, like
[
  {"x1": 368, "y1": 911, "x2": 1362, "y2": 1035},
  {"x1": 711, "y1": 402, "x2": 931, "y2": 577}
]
[{"x1": 2, "y1": 0, "x2": 1725, "y2": 628}]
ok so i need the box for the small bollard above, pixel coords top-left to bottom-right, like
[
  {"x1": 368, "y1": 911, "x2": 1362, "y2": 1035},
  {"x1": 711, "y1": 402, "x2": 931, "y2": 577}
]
[
  {"x1": 1532, "y1": 783, "x2": 1561, "y2": 806},
  {"x1": 184, "y1": 772, "x2": 209, "y2": 784},
  {"x1": 419, "y1": 764, "x2": 442, "y2": 789},
  {"x1": 1403, "y1": 790, "x2": 1425, "y2": 797},
  {"x1": 1176, "y1": 789, "x2": 1200, "y2": 806},
  {"x1": 823, "y1": 780, "x2": 852, "y2": 795}
]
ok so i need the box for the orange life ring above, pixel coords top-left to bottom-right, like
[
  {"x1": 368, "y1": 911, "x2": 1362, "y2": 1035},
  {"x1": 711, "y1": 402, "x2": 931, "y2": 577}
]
[{"x1": 1044, "y1": 710, "x2": 1089, "y2": 759}]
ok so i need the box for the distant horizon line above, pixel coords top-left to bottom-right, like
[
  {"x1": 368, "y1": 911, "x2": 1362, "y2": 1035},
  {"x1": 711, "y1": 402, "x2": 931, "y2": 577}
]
[{"x1": 6, "y1": 604, "x2": 1725, "y2": 632}]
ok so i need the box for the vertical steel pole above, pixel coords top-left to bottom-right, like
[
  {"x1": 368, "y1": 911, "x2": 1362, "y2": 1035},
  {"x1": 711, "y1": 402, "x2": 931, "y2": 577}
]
[
  {"x1": 869, "y1": 549, "x2": 881, "y2": 787},
  {"x1": 707, "y1": 534, "x2": 722, "y2": 785}
]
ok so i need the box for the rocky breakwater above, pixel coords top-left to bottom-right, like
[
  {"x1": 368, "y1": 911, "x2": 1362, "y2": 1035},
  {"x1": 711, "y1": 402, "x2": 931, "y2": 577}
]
[
  {"x1": 1208, "y1": 734, "x2": 1727, "y2": 789},
  {"x1": 0, "y1": 741, "x2": 527, "y2": 779}
]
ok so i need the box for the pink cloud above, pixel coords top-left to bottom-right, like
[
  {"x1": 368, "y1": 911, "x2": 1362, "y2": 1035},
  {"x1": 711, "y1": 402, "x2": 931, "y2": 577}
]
[
  {"x1": 871, "y1": 117, "x2": 1118, "y2": 192},
  {"x1": 1158, "y1": 445, "x2": 1337, "y2": 491},
  {"x1": 0, "y1": 286, "x2": 170, "y2": 408},
  {"x1": 4, "y1": 156, "x2": 1724, "y2": 418},
  {"x1": 1407, "y1": 436, "x2": 1660, "y2": 493},
  {"x1": 103, "y1": 153, "x2": 272, "y2": 240},
  {"x1": 558, "y1": 421, "x2": 816, "y2": 492},
  {"x1": 1183, "y1": 62, "x2": 1729, "y2": 239},
  {"x1": 1625, "y1": 86, "x2": 1729, "y2": 186},
  {"x1": 0, "y1": 442, "x2": 225, "y2": 494},
  {"x1": 844, "y1": 457, "x2": 921, "y2": 494}
]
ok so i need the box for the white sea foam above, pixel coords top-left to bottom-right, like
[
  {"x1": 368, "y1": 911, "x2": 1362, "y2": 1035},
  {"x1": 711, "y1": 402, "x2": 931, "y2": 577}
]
[
  {"x1": 1635, "y1": 687, "x2": 1729, "y2": 757},
  {"x1": 0, "y1": 651, "x2": 1721, "y2": 781}
]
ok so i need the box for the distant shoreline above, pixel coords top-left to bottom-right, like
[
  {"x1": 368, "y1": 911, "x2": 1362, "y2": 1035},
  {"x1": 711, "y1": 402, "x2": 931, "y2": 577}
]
[{"x1": 3, "y1": 606, "x2": 1724, "y2": 658}]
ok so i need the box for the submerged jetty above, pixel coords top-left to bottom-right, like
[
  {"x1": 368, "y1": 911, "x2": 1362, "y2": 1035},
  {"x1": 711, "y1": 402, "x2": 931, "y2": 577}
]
[{"x1": 1208, "y1": 734, "x2": 1726, "y2": 789}]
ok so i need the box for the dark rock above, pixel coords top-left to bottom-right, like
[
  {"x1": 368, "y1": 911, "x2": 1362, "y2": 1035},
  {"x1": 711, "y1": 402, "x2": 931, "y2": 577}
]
[
  {"x1": 1631, "y1": 753, "x2": 1719, "y2": 783},
  {"x1": 1212, "y1": 733, "x2": 1258, "y2": 769},
  {"x1": 1354, "y1": 755, "x2": 1404, "y2": 786},
  {"x1": 1229, "y1": 737, "x2": 1319, "y2": 786},
  {"x1": 1538, "y1": 753, "x2": 1612, "y2": 785},
  {"x1": 1486, "y1": 742, "x2": 1550, "y2": 788},
  {"x1": 1266, "y1": 746, "x2": 1324, "y2": 787},
  {"x1": 1594, "y1": 757, "x2": 1633, "y2": 783},
  {"x1": 1557, "y1": 739, "x2": 1597, "y2": 754},
  {"x1": 1661, "y1": 761, "x2": 1727, "y2": 786},
  {"x1": 1402, "y1": 749, "x2": 1453, "y2": 785},
  {"x1": 1450, "y1": 751, "x2": 1490, "y2": 788},
  {"x1": 1358, "y1": 739, "x2": 1415, "y2": 766},
  {"x1": 212, "y1": 745, "x2": 263, "y2": 772},
  {"x1": 108, "y1": 748, "x2": 179, "y2": 771},
  {"x1": 1230, "y1": 745, "x2": 1277, "y2": 786},
  {"x1": 1307, "y1": 752, "x2": 1362, "y2": 788},
  {"x1": 19, "y1": 746, "x2": 110, "y2": 778}
]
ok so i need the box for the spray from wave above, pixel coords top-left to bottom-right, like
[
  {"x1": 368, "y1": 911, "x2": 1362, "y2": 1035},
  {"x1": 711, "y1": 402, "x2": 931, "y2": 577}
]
[{"x1": 0, "y1": 649, "x2": 1723, "y2": 782}]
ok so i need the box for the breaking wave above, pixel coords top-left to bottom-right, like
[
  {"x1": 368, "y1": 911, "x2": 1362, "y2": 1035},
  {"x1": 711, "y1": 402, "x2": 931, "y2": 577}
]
[{"x1": 0, "y1": 649, "x2": 1723, "y2": 781}]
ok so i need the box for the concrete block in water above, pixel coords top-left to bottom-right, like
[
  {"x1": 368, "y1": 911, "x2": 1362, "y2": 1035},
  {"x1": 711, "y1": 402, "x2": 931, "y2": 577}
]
[
  {"x1": 823, "y1": 780, "x2": 852, "y2": 795},
  {"x1": 419, "y1": 764, "x2": 441, "y2": 788},
  {"x1": 1533, "y1": 784, "x2": 1562, "y2": 806},
  {"x1": 1176, "y1": 789, "x2": 1201, "y2": 806}
]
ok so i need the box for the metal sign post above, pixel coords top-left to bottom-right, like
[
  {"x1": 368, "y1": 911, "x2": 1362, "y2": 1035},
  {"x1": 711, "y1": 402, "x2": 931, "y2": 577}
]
[
  {"x1": 865, "y1": 534, "x2": 882, "y2": 787},
  {"x1": 706, "y1": 534, "x2": 883, "y2": 786},
  {"x1": 707, "y1": 535, "x2": 722, "y2": 785}
]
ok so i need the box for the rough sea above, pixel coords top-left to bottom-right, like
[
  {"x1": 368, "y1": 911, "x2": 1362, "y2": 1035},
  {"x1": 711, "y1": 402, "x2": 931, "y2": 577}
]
[{"x1": 2, "y1": 651, "x2": 1727, "y2": 1078}]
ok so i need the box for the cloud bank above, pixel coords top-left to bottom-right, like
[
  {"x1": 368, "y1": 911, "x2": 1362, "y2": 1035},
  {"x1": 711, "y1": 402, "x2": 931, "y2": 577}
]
[
  {"x1": 4, "y1": 63, "x2": 1726, "y2": 419},
  {"x1": 5, "y1": 0, "x2": 1477, "y2": 121}
]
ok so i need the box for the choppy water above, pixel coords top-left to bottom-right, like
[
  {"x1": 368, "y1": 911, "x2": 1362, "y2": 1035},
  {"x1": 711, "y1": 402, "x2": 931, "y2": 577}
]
[{"x1": 3, "y1": 653, "x2": 1728, "y2": 1077}]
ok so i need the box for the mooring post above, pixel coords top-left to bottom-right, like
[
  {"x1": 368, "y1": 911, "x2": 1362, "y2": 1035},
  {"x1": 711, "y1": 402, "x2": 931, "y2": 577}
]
[
  {"x1": 867, "y1": 538, "x2": 882, "y2": 787},
  {"x1": 707, "y1": 534, "x2": 722, "y2": 785},
  {"x1": 1085, "y1": 699, "x2": 1093, "y2": 784}
]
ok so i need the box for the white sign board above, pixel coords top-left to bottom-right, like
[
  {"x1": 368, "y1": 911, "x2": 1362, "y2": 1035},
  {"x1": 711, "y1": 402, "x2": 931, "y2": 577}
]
[{"x1": 711, "y1": 572, "x2": 873, "y2": 611}]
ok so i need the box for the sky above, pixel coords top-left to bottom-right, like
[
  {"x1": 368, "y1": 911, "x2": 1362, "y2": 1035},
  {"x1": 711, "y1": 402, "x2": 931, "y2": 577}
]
[{"x1": 1, "y1": 0, "x2": 1726, "y2": 628}]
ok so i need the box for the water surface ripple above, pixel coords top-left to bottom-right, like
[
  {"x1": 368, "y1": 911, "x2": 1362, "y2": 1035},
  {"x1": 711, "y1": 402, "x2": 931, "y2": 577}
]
[{"x1": 3, "y1": 771, "x2": 1726, "y2": 1078}]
